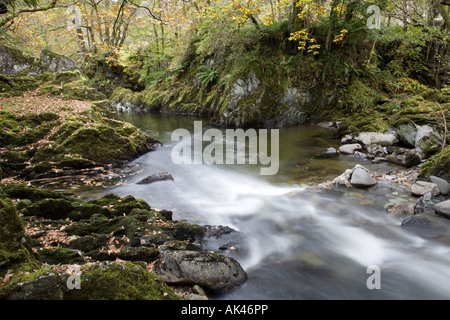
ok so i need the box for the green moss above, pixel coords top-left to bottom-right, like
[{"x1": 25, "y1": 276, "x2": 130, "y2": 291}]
[
  {"x1": 420, "y1": 147, "x2": 450, "y2": 181},
  {"x1": 22, "y1": 198, "x2": 74, "y2": 220},
  {"x1": 60, "y1": 124, "x2": 147, "y2": 164},
  {"x1": 0, "y1": 183, "x2": 75, "y2": 202},
  {"x1": 38, "y1": 248, "x2": 85, "y2": 265},
  {"x1": 0, "y1": 195, "x2": 39, "y2": 272},
  {"x1": 63, "y1": 262, "x2": 180, "y2": 300}
]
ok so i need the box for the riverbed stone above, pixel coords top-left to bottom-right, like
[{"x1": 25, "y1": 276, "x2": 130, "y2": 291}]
[
  {"x1": 401, "y1": 215, "x2": 431, "y2": 227},
  {"x1": 350, "y1": 165, "x2": 377, "y2": 188},
  {"x1": 385, "y1": 202, "x2": 415, "y2": 218},
  {"x1": 153, "y1": 250, "x2": 247, "y2": 291},
  {"x1": 353, "y1": 132, "x2": 398, "y2": 148},
  {"x1": 410, "y1": 181, "x2": 440, "y2": 197},
  {"x1": 137, "y1": 172, "x2": 174, "y2": 185},
  {"x1": 339, "y1": 143, "x2": 362, "y2": 154},
  {"x1": 435, "y1": 200, "x2": 450, "y2": 219},
  {"x1": 430, "y1": 176, "x2": 450, "y2": 195}
]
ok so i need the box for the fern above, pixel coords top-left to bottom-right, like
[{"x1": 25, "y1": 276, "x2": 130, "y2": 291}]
[{"x1": 197, "y1": 65, "x2": 218, "y2": 87}]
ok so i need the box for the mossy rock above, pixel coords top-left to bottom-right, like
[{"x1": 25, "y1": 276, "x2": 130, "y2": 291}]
[
  {"x1": 86, "y1": 194, "x2": 151, "y2": 216},
  {"x1": 22, "y1": 198, "x2": 74, "y2": 220},
  {"x1": 38, "y1": 248, "x2": 85, "y2": 265},
  {"x1": 420, "y1": 147, "x2": 450, "y2": 181},
  {"x1": 0, "y1": 268, "x2": 63, "y2": 300},
  {"x1": 61, "y1": 124, "x2": 145, "y2": 164},
  {"x1": 0, "y1": 196, "x2": 39, "y2": 272},
  {"x1": 68, "y1": 203, "x2": 111, "y2": 221},
  {"x1": 63, "y1": 262, "x2": 180, "y2": 300}
]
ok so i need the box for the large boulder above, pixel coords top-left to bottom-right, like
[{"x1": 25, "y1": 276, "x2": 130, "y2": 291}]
[
  {"x1": 430, "y1": 176, "x2": 450, "y2": 195},
  {"x1": 396, "y1": 122, "x2": 418, "y2": 147},
  {"x1": 353, "y1": 132, "x2": 398, "y2": 148},
  {"x1": 415, "y1": 125, "x2": 442, "y2": 157},
  {"x1": 0, "y1": 45, "x2": 35, "y2": 75},
  {"x1": 153, "y1": 250, "x2": 247, "y2": 292},
  {"x1": 435, "y1": 200, "x2": 450, "y2": 219},
  {"x1": 39, "y1": 49, "x2": 79, "y2": 73},
  {"x1": 349, "y1": 165, "x2": 377, "y2": 188}
]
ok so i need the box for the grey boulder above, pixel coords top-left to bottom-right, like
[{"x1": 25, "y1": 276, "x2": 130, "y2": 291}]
[
  {"x1": 430, "y1": 176, "x2": 450, "y2": 195},
  {"x1": 435, "y1": 200, "x2": 450, "y2": 219},
  {"x1": 350, "y1": 165, "x2": 377, "y2": 188},
  {"x1": 153, "y1": 250, "x2": 247, "y2": 292}
]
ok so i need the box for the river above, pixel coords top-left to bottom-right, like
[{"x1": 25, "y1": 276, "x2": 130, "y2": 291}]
[{"x1": 65, "y1": 112, "x2": 450, "y2": 299}]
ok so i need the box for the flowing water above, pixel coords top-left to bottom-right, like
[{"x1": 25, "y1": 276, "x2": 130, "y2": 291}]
[{"x1": 58, "y1": 112, "x2": 450, "y2": 299}]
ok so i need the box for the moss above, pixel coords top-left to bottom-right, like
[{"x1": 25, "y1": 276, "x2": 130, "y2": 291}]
[
  {"x1": 60, "y1": 124, "x2": 147, "y2": 164},
  {"x1": 68, "y1": 203, "x2": 111, "y2": 221},
  {"x1": 22, "y1": 198, "x2": 74, "y2": 220},
  {"x1": 420, "y1": 147, "x2": 450, "y2": 181},
  {"x1": 63, "y1": 262, "x2": 180, "y2": 300},
  {"x1": 87, "y1": 194, "x2": 151, "y2": 216},
  {"x1": 172, "y1": 221, "x2": 206, "y2": 242},
  {"x1": 0, "y1": 183, "x2": 75, "y2": 202},
  {"x1": 38, "y1": 248, "x2": 85, "y2": 265},
  {"x1": 0, "y1": 196, "x2": 39, "y2": 272},
  {"x1": 0, "y1": 112, "x2": 59, "y2": 148}
]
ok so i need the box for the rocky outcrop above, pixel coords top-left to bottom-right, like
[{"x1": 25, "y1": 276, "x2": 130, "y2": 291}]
[
  {"x1": 0, "y1": 45, "x2": 36, "y2": 76},
  {"x1": 0, "y1": 184, "x2": 247, "y2": 299}
]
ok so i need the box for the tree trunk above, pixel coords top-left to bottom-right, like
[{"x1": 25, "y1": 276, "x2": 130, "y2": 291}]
[{"x1": 289, "y1": 0, "x2": 302, "y2": 32}]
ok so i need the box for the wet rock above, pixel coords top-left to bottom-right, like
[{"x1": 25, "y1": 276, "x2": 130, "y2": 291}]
[
  {"x1": 350, "y1": 165, "x2": 377, "y2": 188},
  {"x1": 367, "y1": 144, "x2": 386, "y2": 158},
  {"x1": 430, "y1": 176, "x2": 450, "y2": 195},
  {"x1": 411, "y1": 181, "x2": 440, "y2": 197},
  {"x1": 332, "y1": 168, "x2": 353, "y2": 187},
  {"x1": 339, "y1": 143, "x2": 362, "y2": 154},
  {"x1": 401, "y1": 215, "x2": 431, "y2": 228},
  {"x1": 414, "y1": 194, "x2": 435, "y2": 215},
  {"x1": 385, "y1": 203, "x2": 415, "y2": 218},
  {"x1": 353, "y1": 151, "x2": 368, "y2": 159},
  {"x1": 435, "y1": 200, "x2": 450, "y2": 219},
  {"x1": 153, "y1": 250, "x2": 247, "y2": 291},
  {"x1": 137, "y1": 172, "x2": 174, "y2": 185},
  {"x1": 386, "y1": 150, "x2": 421, "y2": 168},
  {"x1": 397, "y1": 122, "x2": 418, "y2": 147}
]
